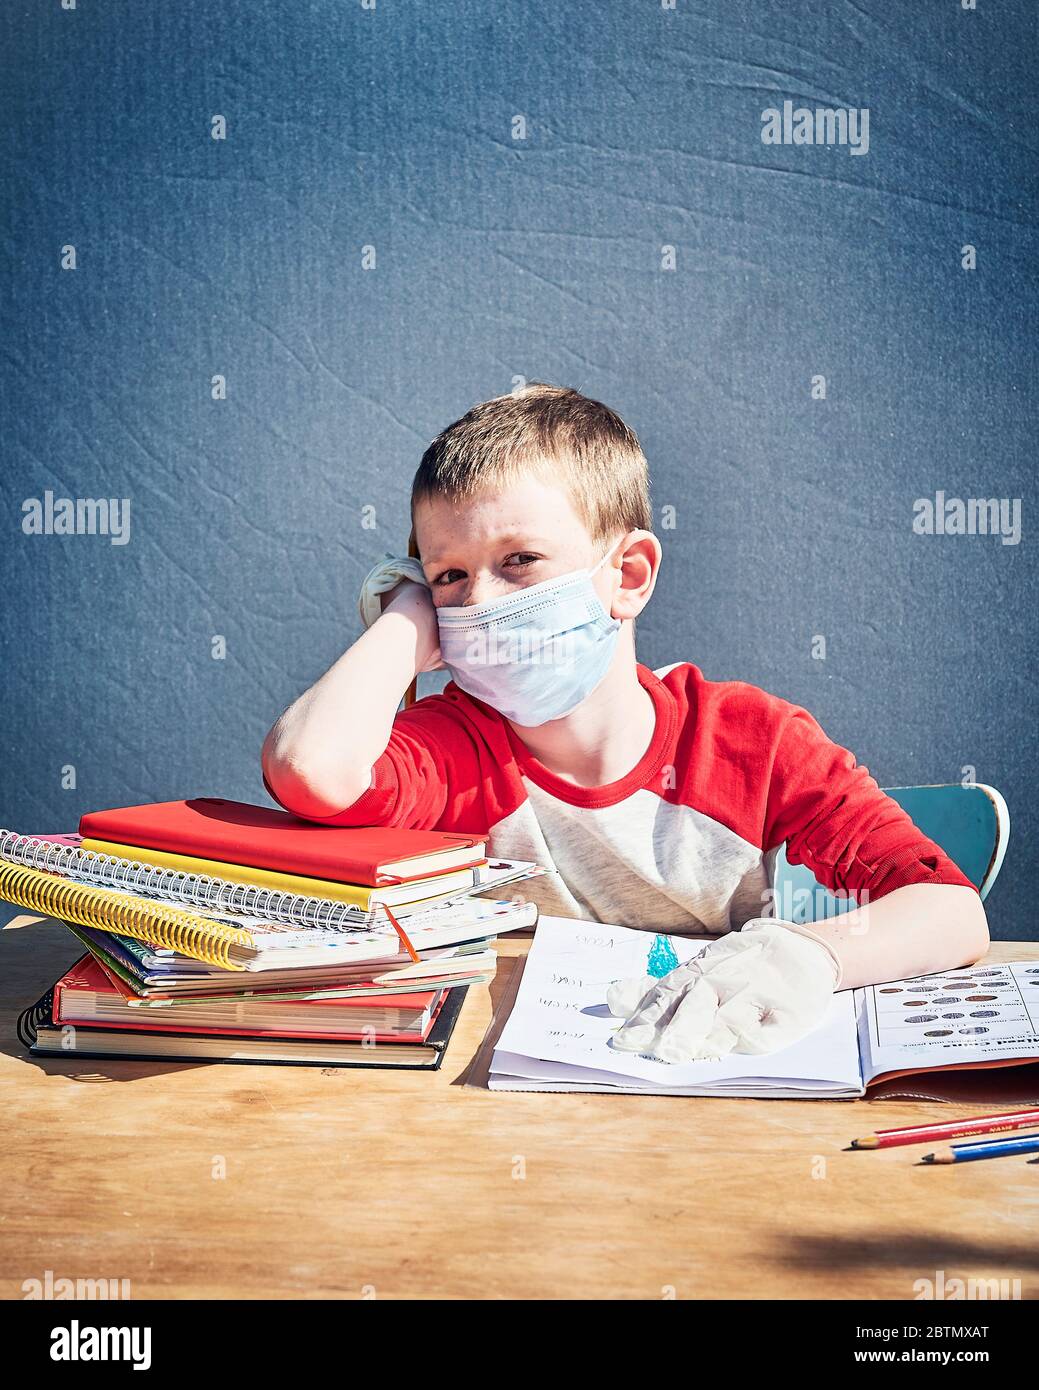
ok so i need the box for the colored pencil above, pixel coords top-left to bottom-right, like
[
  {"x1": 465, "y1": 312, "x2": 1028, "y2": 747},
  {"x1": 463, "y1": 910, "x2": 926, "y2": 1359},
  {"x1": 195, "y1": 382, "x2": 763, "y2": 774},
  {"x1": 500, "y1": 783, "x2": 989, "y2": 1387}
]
[
  {"x1": 381, "y1": 901, "x2": 421, "y2": 964},
  {"x1": 922, "y1": 1132, "x2": 1039, "y2": 1164},
  {"x1": 851, "y1": 1107, "x2": 1039, "y2": 1150}
]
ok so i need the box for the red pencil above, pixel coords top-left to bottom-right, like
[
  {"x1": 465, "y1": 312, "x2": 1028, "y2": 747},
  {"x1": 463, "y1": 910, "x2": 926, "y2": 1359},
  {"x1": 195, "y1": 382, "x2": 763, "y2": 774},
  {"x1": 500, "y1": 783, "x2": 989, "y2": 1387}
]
[{"x1": 851, "y1": 1107, "x2": 1039, "y2": 1150}]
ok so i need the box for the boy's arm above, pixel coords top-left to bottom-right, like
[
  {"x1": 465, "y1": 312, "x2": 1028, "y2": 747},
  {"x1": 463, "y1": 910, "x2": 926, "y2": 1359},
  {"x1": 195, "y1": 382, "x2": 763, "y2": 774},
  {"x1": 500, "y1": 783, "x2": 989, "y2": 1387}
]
[
  {"x1": 764, "y1": 706, "x2": 990, "y2": 988},
  {"x1": 804, "y1": 883, "x2": 988, "y2": 990},
  {"x1": 609, "y1": 692, "x2": 991, "y2": 1064},
  {"x1": 262, "y1": 582, "x2": 440, "y2": 819}
]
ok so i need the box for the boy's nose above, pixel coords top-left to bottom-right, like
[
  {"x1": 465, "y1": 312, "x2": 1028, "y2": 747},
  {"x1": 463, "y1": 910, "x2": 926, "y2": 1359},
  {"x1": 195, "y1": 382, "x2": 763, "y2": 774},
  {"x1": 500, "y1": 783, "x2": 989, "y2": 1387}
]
[{"x1": 457, "y1": 574, "x2": 499, "y2": 607}]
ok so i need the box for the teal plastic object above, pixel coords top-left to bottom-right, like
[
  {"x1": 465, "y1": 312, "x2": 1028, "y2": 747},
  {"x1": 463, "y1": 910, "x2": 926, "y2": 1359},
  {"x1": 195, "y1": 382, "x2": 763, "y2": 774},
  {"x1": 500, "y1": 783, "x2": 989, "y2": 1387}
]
[{"x1": 772, "y1": 784, "x2": 1009, "y2": 925}]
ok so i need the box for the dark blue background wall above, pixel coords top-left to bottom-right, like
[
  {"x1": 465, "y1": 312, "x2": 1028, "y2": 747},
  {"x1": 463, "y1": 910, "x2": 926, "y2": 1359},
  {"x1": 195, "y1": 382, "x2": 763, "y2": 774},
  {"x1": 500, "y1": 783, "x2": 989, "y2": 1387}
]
[{"x1": 2, "y1": 1, "x2": 1035, "y2": 938}]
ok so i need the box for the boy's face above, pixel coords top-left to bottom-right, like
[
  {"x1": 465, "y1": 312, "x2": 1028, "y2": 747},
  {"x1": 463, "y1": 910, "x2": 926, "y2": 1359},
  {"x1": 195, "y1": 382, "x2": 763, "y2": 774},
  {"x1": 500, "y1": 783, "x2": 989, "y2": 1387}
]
[{"x1": 414, "y1": 473, "x2": 617, "y2": 611}]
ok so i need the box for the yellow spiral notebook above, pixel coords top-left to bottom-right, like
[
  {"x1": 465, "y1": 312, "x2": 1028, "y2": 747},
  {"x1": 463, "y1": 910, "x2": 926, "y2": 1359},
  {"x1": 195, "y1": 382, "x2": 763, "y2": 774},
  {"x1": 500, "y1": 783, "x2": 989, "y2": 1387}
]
[{"x1": 0, "y1": 858, "x2": 256, "y2": 970}]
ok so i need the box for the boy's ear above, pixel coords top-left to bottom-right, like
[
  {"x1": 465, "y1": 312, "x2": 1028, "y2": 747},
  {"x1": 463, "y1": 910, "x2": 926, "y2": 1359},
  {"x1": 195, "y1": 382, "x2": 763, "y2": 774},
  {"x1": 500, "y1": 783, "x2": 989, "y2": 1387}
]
[
  {"x1": 610, "y1": 530, "x2": 661, "y2": 621},
  {"x1": 407, "y1": 525, "x2": 418, "y2": 560}
]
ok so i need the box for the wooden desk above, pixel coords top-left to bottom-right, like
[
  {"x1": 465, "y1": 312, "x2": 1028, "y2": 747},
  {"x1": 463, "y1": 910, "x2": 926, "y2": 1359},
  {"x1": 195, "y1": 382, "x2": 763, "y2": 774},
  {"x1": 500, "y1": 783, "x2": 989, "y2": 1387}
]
[{"x1": 1, "y1": 920, "x2": 1037, "y2": 1300}]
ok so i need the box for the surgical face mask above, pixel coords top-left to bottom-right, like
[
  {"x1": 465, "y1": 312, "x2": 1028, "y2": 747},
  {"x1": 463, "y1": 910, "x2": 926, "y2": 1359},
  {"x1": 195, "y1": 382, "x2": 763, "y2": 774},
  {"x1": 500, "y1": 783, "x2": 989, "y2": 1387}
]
[{"x1": 436, "y1": 543, "x2": 623, "y2": 726}]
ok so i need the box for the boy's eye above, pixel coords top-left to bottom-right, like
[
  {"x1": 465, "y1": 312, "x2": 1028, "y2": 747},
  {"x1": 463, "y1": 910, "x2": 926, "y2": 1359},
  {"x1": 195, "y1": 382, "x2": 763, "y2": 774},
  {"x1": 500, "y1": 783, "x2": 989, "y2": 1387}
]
[{"x1": 431, "y1": 554, "x2": 541, "y2": 587}]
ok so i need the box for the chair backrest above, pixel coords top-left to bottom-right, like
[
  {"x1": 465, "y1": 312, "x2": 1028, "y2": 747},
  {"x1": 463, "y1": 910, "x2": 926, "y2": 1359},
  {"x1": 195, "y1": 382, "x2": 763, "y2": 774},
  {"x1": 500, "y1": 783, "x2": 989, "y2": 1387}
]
[
  {"x1": 772, "y1": 783, "x2": 1009, "y2": 925},
  {"x1": 404, "y1": 526, "x2": 419, "y2": 709}
]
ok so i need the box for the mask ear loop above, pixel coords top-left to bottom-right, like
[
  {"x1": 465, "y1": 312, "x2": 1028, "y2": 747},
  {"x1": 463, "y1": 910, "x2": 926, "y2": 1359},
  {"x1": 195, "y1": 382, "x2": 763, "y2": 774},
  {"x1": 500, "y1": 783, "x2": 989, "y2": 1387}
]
[
  {"x1": 591, "y1": 532, "x2": 630, "y2": 578},
  {"x1": 404, "y1": 525, "x2": 419, "y2": 710}
]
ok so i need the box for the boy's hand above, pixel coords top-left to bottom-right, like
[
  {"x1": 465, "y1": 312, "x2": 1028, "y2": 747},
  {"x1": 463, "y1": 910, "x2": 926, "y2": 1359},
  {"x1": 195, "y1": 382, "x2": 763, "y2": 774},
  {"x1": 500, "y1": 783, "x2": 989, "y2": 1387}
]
[
  {"x1": 606, "y1": 920, "x2": 841, "y2": 1064},
  {"x1": 359, "y1": 554, "x2": 429, "y2": 627},
  {"x1": 381, "y1": 580, "x2": 444, "y2": 673},
  {"x1": 358, "y1": 555, "x2": 443, "y2": 673}
]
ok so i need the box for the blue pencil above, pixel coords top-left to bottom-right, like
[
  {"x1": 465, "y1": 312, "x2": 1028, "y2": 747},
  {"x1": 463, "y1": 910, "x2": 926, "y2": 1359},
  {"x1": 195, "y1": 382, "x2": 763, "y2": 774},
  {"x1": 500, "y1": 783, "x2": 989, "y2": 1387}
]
[{"x1": 922, "y1": 1132, "x2": 1039, "y2": 1164}]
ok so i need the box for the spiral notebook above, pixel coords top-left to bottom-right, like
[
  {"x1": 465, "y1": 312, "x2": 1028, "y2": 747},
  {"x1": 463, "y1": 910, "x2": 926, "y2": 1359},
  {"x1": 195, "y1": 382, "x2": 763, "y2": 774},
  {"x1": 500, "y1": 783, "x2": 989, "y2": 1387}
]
[
  {"x1": 0, "y1": 829, "x2": 541, "y2": 930},
  {"x1": 0, "y1": 856, "x2": 255, "y2": 969},
  {"x1": 0, "y1": 852, "x2": 540, "y2": 971},
  {"x1": 64, "y1": 920, "x2": 498, "y2": 1004}
]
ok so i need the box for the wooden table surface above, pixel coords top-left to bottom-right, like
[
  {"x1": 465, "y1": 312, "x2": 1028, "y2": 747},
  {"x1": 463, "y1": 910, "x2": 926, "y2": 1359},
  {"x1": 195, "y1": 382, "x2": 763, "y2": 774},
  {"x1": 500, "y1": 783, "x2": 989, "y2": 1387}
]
[{"x1": 1, "y1": 918, "x2": 1037, "y2": 1301}]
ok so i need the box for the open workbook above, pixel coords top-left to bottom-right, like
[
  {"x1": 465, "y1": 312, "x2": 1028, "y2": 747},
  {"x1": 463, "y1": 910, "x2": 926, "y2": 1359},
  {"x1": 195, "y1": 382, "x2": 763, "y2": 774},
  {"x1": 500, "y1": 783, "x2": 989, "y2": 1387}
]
[{"x1": 488, "y1": 918, "x2": 1039, "y2": 1099}]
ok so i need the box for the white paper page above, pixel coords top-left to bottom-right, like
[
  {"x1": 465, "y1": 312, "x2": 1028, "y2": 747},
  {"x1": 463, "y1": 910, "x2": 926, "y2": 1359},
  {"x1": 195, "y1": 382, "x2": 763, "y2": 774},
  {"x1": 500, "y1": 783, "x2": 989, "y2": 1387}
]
[
  {"x1": 487, "y1": 1077, "x2": 856, "y2": 1096},
  {"x1": 488, "y1": 1075, "x2": 855, "y2": 1097},
  {"x1": 240, "y1": 898, "x2": 536, "y2": 966},
  {"x1": 490, "y1": 1049, "x2": 855, "y2": 1095},
  {"x1": 859, "y1": 960, "x2": 1039, "y2": 1082},
  {"x1": 492, "y1": 917, "x2": 862, "y2": 1093}
]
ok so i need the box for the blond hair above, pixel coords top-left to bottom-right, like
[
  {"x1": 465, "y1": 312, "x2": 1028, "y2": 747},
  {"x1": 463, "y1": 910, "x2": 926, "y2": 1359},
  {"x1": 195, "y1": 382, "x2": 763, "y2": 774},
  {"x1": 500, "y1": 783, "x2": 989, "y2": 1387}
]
[{"x1": 410, "y1": 383, "x2": 652, "y2": 546}]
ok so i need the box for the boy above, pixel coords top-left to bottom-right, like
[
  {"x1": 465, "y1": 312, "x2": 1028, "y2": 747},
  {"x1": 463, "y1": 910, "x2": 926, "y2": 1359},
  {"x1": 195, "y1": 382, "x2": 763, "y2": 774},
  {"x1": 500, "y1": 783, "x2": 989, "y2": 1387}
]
[{"x1": 263, "y1": 385, "x2": 989, "y2": 1063}]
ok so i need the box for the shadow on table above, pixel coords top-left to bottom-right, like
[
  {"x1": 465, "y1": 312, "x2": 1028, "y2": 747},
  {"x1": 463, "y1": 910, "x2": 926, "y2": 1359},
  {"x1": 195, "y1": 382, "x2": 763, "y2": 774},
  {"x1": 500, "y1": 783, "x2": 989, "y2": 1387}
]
[
  {"x1": 774, "y1": 1229, "x2": 1039, "y2": 1281},
  {"x1": 453, "y1": 951, "x2": 526, "y2": 1089},
  {"x1": 0, "y1": 911, "x2": 247, "y2": 1082}
]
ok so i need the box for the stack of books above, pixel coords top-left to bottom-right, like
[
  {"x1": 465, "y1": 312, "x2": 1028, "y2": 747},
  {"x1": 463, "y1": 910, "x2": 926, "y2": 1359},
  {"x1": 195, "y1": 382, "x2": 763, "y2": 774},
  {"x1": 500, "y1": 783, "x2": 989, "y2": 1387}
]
[{"x1": 3, "y1": 798, "x2": 542, "y2": 1071}]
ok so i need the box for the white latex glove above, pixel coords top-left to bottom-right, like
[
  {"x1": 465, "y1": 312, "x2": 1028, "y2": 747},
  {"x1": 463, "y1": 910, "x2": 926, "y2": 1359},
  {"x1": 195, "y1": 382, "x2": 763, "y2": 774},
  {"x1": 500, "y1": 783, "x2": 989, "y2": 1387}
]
[
  {"x1": 358, "y1": 554, "x2": 431, "y2": 631},
  {"x1": 606, "y1": 920, "x2": 842, "y2": 1064}
]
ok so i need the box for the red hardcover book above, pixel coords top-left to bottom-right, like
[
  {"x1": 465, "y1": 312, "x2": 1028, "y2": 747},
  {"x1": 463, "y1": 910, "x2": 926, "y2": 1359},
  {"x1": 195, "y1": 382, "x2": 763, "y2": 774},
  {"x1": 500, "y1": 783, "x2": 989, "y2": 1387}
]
[
  {"x1": 53, "y1": 955, "x2": 445, "y2": 1043},
  {"x1": 78, "y1": 797, "x2": 485, "y2": 886}
]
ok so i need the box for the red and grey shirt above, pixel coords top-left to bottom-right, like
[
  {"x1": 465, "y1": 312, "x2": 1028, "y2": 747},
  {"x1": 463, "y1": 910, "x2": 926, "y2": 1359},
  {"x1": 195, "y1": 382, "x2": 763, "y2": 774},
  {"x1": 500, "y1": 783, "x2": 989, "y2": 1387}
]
[{"x1": 290, "y1": 662, "x2": 974, "y2": 933}]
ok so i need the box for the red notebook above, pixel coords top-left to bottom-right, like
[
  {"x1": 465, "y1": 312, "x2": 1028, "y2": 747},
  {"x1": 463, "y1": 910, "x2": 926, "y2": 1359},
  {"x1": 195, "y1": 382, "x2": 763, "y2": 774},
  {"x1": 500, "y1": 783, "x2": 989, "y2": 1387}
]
[
  {"x1": 78, "y1": 798, "x2": 486, "y2": 886},
  {"x1": 53, "y1": 955, "x2": 445, "y2": 1043}
]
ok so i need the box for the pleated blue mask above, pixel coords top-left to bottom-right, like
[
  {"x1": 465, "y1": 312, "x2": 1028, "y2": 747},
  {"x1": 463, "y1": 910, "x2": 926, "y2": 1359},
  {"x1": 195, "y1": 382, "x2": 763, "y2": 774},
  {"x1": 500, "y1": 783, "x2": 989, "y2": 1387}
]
[{"x1": 436, "y1": 544, "x2": 623, "y2": 725}]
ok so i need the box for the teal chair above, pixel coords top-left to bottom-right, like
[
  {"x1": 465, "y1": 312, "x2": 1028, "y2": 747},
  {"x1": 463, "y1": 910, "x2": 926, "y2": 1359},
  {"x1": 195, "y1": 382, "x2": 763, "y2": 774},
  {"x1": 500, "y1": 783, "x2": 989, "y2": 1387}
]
[{"x1": 772, "y1": 784, "x2": 1010, "y2": 925}]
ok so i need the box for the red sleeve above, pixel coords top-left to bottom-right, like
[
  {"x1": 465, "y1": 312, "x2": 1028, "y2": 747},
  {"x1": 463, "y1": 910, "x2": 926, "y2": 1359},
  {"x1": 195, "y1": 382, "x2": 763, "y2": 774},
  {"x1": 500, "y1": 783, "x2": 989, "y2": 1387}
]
[
  {"x1": 763, "y1": 705, "x2": 977, "y2": 902},
  {"x1": 265, "y1": 687, "x2": 522, "y2": 835}
]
